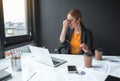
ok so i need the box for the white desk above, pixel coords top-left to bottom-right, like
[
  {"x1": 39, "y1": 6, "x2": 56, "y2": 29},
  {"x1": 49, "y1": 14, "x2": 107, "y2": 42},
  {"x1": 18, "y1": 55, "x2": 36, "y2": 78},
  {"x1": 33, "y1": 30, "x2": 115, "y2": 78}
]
[{"x1": 0, "y1": 53, "x2": 120, "y2": 81}]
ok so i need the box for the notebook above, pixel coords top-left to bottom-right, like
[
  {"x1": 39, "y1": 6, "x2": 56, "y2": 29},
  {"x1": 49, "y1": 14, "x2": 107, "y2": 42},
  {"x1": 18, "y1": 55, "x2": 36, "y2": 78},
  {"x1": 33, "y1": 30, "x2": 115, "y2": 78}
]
[
  {"x1": 0, "y1": 70, "x2": 12, "y2": 81},
  {"x1": 105, "y1": 75, "x2": 120, "y2": 81},
  {"x1": 29, "y1": 45, "x2": 67, "y2": 67}
]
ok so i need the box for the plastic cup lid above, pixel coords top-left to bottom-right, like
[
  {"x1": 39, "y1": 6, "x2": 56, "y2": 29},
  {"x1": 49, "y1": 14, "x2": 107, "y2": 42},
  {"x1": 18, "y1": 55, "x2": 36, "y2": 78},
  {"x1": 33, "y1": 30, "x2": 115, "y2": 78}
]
[
  {"x1": 95, "y1": 48, "x2": 103, "y2": 52},
  {"x1": 84, "y1": 53, "x2": 93, "y2": 57}
]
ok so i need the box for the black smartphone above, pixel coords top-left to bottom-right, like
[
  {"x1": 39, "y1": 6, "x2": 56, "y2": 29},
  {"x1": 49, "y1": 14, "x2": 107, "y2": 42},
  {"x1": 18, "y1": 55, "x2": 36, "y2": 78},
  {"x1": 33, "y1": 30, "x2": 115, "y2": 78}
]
[{"x1": 67, "y1": 65, "x2": 77, "y2": 73}]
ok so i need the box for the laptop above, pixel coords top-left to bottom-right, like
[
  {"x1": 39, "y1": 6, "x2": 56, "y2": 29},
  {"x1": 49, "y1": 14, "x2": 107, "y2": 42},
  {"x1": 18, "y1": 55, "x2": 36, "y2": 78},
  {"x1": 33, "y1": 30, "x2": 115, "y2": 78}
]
[{"x1": 29, "y1": 45, "x2": 67, "y2": 67}]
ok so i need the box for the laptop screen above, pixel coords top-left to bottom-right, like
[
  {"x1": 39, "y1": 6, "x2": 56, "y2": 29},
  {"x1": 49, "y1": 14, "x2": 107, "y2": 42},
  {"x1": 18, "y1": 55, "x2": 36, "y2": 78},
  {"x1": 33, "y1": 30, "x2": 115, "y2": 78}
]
[
  {"x1": 29, "y1": 45, "x2": 55, "y2": 66},
  {"x1": 29, "y1": 45, "x2": 67, "y2": 67}
]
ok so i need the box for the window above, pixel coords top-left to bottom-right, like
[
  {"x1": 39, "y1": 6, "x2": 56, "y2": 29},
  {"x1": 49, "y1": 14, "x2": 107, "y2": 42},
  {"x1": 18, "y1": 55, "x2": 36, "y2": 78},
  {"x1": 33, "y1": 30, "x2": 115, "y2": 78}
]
[
  {"x1": 3, "y1": 0, "x2": 33, "y2": 49},
  {"x1": 0, "y1": 0, "x2": 34, "y2": 58},
  {"x1": 3, "y1": 0, "x2": 28, "y2": 37}
]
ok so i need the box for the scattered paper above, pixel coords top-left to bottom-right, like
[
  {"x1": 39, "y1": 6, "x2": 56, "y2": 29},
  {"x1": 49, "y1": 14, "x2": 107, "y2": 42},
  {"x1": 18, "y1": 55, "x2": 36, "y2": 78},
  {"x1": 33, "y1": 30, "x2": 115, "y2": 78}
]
[
  {"x1": 111, "y1": 68, "x2": 120, "y2": 78},
  {"x1": 102, "y1": 56, "x2": 120, "y2": 66},
  {"x1": 91, "y1": 61, "x2": 111, "y2": 74},
  {"x1": 65, "y1": 70, "x2": 99, "y2": 81}
]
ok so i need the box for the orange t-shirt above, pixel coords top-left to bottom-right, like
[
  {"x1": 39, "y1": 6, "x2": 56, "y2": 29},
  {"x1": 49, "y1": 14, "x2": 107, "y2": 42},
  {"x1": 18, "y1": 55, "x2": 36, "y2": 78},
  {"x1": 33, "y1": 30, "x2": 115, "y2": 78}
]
[{"x1": 70, "y1": 32, "x2": 81, "y2": 54}]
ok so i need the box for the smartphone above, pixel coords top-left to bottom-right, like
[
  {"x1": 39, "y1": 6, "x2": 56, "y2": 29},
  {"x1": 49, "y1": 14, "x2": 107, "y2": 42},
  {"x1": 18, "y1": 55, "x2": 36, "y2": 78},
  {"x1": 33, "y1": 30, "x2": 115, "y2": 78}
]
[{"x1": 67, "y1": 65, "x2": 77, "y2": 73}]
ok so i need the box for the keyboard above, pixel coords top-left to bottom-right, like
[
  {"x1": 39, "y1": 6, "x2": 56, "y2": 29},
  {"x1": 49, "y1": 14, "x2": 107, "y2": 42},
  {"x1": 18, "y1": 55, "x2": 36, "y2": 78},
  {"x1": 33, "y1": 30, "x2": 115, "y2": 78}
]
[{"x1": 52, "y1": 60, "x2": 60, "y2": 65}]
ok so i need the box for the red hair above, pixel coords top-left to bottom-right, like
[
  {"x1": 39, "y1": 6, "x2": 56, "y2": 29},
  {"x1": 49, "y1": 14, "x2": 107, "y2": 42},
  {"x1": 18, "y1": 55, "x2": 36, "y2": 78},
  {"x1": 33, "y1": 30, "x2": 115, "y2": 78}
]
[{"x1": 67, "y1": 9, "x2": 82, "y2": 19}]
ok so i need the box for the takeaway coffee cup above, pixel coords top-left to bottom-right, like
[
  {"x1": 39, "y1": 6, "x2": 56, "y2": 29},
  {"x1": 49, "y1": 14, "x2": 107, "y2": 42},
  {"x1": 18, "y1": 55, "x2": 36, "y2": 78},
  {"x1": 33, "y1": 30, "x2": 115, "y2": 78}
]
[
  {"x1": 84, "y1": 53, "x2": 93, "y2": 68},
  {"x1": 95, "y1": 48, "x2": 103, "y2": 60},
  {"x1": 11, "y1": 56, "x2": 22, "y2": 71}
]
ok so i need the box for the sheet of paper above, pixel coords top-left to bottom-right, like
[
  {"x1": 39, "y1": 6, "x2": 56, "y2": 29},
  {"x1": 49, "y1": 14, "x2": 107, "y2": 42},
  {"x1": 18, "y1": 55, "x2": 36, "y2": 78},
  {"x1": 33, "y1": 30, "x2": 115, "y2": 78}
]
[
  {"x1": 60, "y1": 67, "x2": 99, "y2": 81},
  {"x1": 28, "y1": 72, "x2": 44, "y2": 81},
  {"x1": 28, "y1": 70, "x2": 64, "y2": 81},
  {"x1": 102, "y1": 56, "x2": 120, "y2": 66},
  {"x1": 0, "y1": 59, "x2": 10, "y2": 70},
  {"x1": 65, "y1": 70, "x2": 99, "y2": 81},
  {"x1": 90, "y1": 61, "x2": 111, "y2": 74},
  {"x1": 111, "y1": 68, "x2": 120, "y2": 78}
]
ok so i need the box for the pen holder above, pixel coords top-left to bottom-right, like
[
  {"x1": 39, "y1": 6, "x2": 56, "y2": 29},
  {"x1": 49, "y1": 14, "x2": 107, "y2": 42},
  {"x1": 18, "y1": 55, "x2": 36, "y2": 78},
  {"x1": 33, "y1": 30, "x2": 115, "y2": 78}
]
[{"x1": 11, "y1": 57, "x2": 22, "y2": 71}]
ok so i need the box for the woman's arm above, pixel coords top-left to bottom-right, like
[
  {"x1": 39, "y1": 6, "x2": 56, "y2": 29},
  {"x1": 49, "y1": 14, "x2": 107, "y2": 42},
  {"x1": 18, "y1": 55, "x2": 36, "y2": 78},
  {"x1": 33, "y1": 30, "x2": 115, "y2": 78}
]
[
  {"x1": 80, "y1": 43, "x2": 91, "y2": 53},
  {"x1": 80, "y1": 29, "x2": 94, "y2": 54},
  {"x1": 60, "y1": 19, "x2": 68, "y2": 43}
]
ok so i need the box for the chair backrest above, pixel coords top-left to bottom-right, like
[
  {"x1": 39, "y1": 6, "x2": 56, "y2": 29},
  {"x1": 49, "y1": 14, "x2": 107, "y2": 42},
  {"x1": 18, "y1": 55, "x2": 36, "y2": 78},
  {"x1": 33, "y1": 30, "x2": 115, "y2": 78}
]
[{"x1": 57, "y1": 46, "x2": 65, "y2": 54}]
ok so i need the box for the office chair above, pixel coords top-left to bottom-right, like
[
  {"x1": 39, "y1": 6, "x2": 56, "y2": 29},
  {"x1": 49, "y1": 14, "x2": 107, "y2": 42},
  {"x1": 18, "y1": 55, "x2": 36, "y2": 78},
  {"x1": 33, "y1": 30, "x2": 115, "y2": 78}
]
[{"x1": 56, "y1": 46, "x2": 65, "y2": 54}]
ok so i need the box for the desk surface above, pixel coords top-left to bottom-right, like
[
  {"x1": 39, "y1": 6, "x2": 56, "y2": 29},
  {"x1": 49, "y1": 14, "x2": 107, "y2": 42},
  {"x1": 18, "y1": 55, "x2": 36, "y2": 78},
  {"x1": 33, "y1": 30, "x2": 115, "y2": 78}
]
[{"x1": 0, "y1": 53, "x2": 120, "y2": 81}]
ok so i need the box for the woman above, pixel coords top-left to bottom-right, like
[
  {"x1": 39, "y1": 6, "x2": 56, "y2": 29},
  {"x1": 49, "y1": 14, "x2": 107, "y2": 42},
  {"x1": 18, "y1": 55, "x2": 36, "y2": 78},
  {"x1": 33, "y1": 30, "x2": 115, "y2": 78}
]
[{"x1": 59, "y1": 9, "x2": 94, "y2": 54}]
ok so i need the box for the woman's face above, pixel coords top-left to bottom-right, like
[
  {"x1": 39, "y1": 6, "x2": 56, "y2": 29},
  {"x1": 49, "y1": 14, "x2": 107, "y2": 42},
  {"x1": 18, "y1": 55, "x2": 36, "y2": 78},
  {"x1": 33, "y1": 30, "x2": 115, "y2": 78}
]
[{"x1": 67, "y1": 14, "x2": 80, "y2": 28}]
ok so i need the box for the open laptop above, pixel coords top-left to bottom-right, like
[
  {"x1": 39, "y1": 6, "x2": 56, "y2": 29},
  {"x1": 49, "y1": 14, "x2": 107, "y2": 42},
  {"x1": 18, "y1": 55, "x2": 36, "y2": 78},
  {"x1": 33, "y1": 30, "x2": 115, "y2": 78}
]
[{"x1": 29, "y1": 45, "x2": 67, "y2": 67}]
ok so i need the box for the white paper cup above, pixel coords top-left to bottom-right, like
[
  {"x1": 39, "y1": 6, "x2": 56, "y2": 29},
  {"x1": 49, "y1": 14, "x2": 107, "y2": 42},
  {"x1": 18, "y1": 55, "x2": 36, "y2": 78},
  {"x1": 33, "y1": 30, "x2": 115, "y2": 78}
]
[
  {"x1": 95, "y1": 48, "x2": 103, "y2": 60},
  {"x1": 84, "y1": 53, "x2": 93, "y2": 68}
]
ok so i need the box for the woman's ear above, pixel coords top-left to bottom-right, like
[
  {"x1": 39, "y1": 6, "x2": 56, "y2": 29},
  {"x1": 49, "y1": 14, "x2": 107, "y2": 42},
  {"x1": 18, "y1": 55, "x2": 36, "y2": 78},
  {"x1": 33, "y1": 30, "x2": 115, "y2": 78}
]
[
  {"x1": 76, "y1": 18, "x2": 80, "y2": 24},
  {"x1": 76, "y1": 18, "x2": 80, "y2": 22},
  {"x1": 78, "y1": 18, "x2": 81, "y2": 22}
]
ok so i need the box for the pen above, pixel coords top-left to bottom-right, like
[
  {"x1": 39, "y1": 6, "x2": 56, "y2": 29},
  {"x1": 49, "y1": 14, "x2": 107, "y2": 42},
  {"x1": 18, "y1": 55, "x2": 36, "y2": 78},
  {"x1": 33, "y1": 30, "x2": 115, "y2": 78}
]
[
  {"x1": 27, "y1": 72, "x2": 36, "y2": 81},
  {"x1": 109, "y1": 60, "x2": 120, "y2": 62}
]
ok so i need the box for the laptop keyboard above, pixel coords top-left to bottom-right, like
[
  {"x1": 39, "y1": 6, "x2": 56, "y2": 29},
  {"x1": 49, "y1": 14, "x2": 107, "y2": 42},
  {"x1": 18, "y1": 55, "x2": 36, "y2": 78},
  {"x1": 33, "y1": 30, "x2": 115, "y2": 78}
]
[{"x1": 52, "y1": 60, "x2": 60, "y2": 65}]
